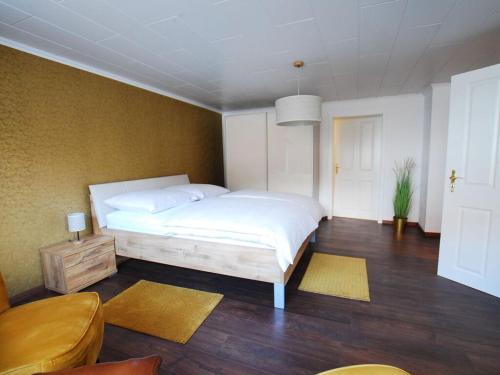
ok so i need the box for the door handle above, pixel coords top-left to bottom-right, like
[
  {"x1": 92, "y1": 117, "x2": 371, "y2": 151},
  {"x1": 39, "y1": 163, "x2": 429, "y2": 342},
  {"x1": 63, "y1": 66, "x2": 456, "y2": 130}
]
[
  {"x1": 449, "y1": 169, "x2": 463, "y2": 192},
  {"x1": 336, "y1": 163, "x2": 340, "y2": 174}
]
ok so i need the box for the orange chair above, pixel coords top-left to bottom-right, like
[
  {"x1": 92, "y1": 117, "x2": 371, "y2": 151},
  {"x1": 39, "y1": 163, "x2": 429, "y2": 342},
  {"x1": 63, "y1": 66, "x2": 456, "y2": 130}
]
[
  {"x1": 34, "y1": 356, "x2": 162, "y2": 375},
  {"x1": 317, "y1": 364, "x2": 410, "y2": 375},
  {"x1": 0, "y1": 273, "x2": 104, "y2": 374}
]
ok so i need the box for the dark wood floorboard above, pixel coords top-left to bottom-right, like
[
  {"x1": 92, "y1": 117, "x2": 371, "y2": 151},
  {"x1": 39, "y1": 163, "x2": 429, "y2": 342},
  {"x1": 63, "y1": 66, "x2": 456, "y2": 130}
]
[{"x1": 15, "y1": 218, "x2": 500, "y2": 375}]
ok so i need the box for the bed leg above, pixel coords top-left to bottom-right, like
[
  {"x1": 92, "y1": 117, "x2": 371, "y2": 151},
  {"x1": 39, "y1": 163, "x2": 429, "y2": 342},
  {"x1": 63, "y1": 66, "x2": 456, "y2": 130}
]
[
  {"x1": 274, "y1": 283, "x2": 285, "y2": 309},
  {"x1": 309, "y1": 230, "x2": 316, "y2": 243}
]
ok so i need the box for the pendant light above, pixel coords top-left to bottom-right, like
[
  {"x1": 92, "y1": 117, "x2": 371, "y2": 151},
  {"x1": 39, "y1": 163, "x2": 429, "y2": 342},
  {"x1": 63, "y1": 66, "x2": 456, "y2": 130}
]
[{"x1": 275, "y1": 60, "x2": 322, "y2": 126}]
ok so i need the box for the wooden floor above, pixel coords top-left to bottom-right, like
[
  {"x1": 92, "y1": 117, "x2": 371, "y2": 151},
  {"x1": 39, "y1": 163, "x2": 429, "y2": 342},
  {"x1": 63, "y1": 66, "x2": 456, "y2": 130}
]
[{"x1": 17, "y1": 218, "x2": 500, "y2": 375}]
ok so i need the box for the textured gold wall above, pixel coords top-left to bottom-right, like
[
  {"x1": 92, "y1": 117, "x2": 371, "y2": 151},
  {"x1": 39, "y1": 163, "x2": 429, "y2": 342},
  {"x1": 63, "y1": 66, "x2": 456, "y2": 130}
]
[{"x1": 0, "y1": 45, "x2": 223, "y2": 296}]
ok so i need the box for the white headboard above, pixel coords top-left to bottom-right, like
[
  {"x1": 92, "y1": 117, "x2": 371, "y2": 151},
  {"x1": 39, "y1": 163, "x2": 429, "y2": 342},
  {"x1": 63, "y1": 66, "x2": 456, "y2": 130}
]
[{"x1": 89, "y1": 174, "x2": 190, "y2": 228}]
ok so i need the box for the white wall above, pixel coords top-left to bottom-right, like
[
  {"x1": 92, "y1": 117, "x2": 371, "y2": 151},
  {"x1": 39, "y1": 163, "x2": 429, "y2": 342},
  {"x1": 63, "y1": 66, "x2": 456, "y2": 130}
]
[
  {"x1": 419, "y1": 87, "x2": 433, "y2": 228},
  {"x1": 319, "y1": 94, "x2": 425, "y2": 222},
  {"x1": 420, "y1": 83, "x2": 451, "y2": 233}
]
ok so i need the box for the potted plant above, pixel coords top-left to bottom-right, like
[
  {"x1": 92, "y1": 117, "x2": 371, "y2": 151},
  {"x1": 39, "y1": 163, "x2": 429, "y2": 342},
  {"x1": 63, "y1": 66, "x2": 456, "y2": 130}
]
[{"x1": 393, "y1": 158, "x2": 415, "y2": 235}]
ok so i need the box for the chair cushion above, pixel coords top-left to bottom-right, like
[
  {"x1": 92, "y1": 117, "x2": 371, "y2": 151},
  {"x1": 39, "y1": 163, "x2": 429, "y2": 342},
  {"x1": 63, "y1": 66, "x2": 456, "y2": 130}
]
[
  {"x1": 0, "y1": 292, "x2": 103, "y2": 375},
  {"x1": 316, "y1": 364, "x2": 410, "y2": 375}
]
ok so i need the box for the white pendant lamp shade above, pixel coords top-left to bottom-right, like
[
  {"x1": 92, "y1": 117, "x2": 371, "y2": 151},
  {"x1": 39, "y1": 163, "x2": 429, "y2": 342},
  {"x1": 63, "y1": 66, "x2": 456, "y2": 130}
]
[{"x1": 275, "y1": 94, "x2": 322, "y2": 126}]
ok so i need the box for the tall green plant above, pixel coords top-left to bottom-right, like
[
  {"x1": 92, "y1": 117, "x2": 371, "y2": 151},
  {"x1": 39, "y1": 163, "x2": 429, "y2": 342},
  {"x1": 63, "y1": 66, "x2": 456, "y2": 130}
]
[{"x1": 393, "y1": 158, "x2": 415, "y2": 219}]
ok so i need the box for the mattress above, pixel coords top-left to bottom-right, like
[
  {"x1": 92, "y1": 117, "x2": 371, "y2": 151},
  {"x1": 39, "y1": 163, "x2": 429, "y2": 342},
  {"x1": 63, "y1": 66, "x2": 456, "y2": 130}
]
[
  {"x1": 106, "y1": 193, "x2": 322, "y2": 271},
  {"x1": 106, "y1": 206, "x2": 273, "y2": 249}
]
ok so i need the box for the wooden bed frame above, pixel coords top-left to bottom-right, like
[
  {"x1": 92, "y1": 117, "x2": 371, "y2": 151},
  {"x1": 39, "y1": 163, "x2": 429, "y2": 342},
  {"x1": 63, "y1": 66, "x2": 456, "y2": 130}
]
[{"x1": 89, "y1": 175, "x2": 314, "y2": 309}]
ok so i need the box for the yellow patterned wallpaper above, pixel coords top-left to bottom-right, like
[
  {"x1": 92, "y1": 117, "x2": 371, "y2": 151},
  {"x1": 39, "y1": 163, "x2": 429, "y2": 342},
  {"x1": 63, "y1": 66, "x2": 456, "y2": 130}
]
[{"x1": 0, "y1": 45, "x2": 223, "y2": 296}]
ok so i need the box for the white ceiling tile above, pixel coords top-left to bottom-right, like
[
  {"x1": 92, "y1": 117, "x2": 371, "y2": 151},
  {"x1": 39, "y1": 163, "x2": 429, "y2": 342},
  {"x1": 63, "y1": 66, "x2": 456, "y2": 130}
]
[
  {"x1": 180, "y1": 0, "x2": 270, "y2": 42},
  {"x1": 162, "y1": 48, "x2": 224, "y2": 78},
  {"x1": 148, "y1": 16, "x2": 222, "y2": 62},
  {"x1": 381, "y1": 23, "x2": 440, "y2": 87},
  {"x1": 332, "y1": 72, "x2": 357, "y2": 99},
  {"x1": 360, "y1": 0, "x2": 407, "y2": 55},
  {"x1": 2, "y1": 0, "x2": 115, "y2": 41},
  {"x1": 360, "y1": 0, "x2": 396, "y2": 6},
  {"x1": 260, "y1": 0, "x2": 314, "y2": 25},
  {"x1": 432, "y1": 0, "x2": 500, "y2": 46},
  {"x1": 402, "y1": 43, "x2": 457, "y2": 92},
  {"x1": 124, "y1": 61, "x2": 187, "y2": 87},
  {"x1": 105, "y1": 0, "x2": 213, "y2": 25},
  {"x1": 274, "y1": 18, "x2": 327, "y2": 63},
  {"x1": 14, "y1": 16, "x2": 95, "y2": 51},
  {"x1": 97, "y1": 35, "x2": 183, "y2": 74},
  {"x1": 61, "y1": 0, "x2": 178, "y2": 54},
  {"x1": 0, "y1": 2, "x2": 31, "y2": 25},
  {"x1": 314, "y1": 83, "x2": 336, "y2": 101},
  {"x1": 378, "y1": 85, "x2": 401, "y2": 96},
  {"x1": 326, "y1": 38, "x2": 358, "y2": 75},
  {"x1": 402, "y1": 0, "x2": 455, "y2": 28},
  {"x1": 311, "y1": 0, "x2": 358, "y2": 43},
  {"x1": 0, "y1": 19, "x2": 73, "y2": 56},
  {"x1": 358, "y1": 53, "x2": 390, "y2": 97}
]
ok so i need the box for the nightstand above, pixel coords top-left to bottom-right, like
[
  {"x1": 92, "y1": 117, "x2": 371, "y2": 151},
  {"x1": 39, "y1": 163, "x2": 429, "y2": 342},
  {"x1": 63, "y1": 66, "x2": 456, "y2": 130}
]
[{"x1": 40, "y1": 234, "x2": 117, "y2": 294}]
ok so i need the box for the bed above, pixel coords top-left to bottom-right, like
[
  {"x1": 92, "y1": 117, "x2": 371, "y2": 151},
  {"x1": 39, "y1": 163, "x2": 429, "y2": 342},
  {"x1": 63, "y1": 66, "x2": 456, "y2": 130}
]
[{"x1": 89, "y1": 174, "x2": 321, "y2": 309}]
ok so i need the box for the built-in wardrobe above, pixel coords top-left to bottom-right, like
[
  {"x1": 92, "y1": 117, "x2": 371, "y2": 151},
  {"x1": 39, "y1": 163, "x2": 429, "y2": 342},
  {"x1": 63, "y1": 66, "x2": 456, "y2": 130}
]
[{"x1": 223, "y1": 111, "x2": 319, "y2": 198}]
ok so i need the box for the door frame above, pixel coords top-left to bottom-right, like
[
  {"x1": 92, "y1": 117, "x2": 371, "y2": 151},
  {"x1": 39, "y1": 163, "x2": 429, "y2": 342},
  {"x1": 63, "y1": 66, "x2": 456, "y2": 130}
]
[{"x1": 331, "y1": 114, "x2": 384, "y2": 223}]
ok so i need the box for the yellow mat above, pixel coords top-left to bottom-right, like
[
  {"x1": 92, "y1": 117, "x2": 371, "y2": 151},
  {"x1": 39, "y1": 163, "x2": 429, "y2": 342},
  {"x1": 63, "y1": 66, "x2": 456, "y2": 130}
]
[
  {"x1": 299, "y1": 253, "x2": 370, "y2": 302},
  {"x1": 104, "y1": 280, "x2": 223, "y2": 344}
]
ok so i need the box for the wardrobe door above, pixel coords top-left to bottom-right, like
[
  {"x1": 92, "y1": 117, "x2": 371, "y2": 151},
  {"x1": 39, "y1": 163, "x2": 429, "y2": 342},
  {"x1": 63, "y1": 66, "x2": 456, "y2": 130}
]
[
  {"x1": 267, "y1": 112, "x2": 315, "y2": 196},
  {"x1": 224, "y1": 113, "x2": 267, "y2": 191}
]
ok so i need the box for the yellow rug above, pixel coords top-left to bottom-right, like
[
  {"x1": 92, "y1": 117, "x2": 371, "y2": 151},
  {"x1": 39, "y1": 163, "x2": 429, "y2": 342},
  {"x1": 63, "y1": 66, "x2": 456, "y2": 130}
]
[
  {"x1": 104, "y1": 280, "x2": 223, "y2": 344},
  {"x1": 299, "y1": 253, "x2": 370, "y2": 302}
]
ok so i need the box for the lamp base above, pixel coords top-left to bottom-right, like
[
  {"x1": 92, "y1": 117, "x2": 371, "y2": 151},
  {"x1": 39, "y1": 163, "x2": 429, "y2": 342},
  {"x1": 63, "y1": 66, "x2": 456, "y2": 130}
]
[{"x1": 69, "y1": 231, "x2": 84, "y2": 245}]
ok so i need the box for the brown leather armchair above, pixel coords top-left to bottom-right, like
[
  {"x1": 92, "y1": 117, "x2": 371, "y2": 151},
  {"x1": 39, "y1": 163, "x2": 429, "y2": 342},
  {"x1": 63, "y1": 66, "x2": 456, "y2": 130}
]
[
  {"x1": 35, "y1": 356, "x2": 162, "y2": 375},
  {"x1": 0, "y1": 273, "x2": 104, "y2": 374}
]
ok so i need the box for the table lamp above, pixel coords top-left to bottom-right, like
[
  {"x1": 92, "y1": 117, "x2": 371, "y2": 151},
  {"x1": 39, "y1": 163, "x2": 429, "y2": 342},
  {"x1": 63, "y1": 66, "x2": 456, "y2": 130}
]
[{"x1": 67, "y1": 212, "x2": 86, "y2": 244}]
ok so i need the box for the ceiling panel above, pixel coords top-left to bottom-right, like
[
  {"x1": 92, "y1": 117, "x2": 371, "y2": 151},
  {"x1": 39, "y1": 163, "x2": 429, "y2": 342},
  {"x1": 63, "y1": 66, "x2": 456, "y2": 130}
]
[
  {"x1": 402, "y1": 0, "x2": 455, "y2": 28},
  {"x1": 105, "y1": 0, "x2": 213, "y2": 25},
  {"x1": 61, "y1": 0, "x2": 178, "y2": 54},
  {"x1": 0, "y1": 2, "x2": 30, "y2": 24},
  {"x1": 359, "y1": 0, "x2": 407, "y2": 56},
  {"x1": 381, "y1": 23, "x2": 440, "y2": 88},
  {"x1": 2, "y1": 0, "x2": 115, "y2": 41},
  {"x1": 333, "y1": 72, "x2": 357, "y2": 100},
  {"x1": 431, "y1": 0, "x2": 500, "y2": 46},
  {"x1": 326, "y1": 38, "x2": 358, "y2": 75},
  {"x1": 358, "y1": 53, "x2": 390, "y2": 97},
  {"x1": 311, "y1": 0, "x2": 358, "y2": 43},
  {"x1": 260, "y1": 0, "x2": 314, "y2": 26},
  {"x1": 1, "y1": 0, "x2": 500, "y2": 110}
]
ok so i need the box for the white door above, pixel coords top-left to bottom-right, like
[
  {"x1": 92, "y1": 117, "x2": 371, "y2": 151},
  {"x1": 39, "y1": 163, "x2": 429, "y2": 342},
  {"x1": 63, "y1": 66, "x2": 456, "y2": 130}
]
[
  {"x1": 438, "y1": 64, "x2": 500, "y2": 298},
  {"x1": 267, "y1": 112, "x2": 316, "y2": 197},
  {"x1": 224, "y1": 113, "x2": 267, "y2": 191},
  {"x1": 333, "y1": 116, "x2": 381, "y2": 220}
]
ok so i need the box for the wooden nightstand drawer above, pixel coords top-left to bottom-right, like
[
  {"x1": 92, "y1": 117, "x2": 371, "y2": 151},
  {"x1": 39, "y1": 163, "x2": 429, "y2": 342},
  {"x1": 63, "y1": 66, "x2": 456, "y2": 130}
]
[
  {"x1": 40, "y1": 234, "x2": 117, "y2": 294},
  {"x1": 63, "y1": 241, "x2": 114, "y2": 268},
  {"x1": 65, "y1": 251, "x2": 116, "y2": 292}
]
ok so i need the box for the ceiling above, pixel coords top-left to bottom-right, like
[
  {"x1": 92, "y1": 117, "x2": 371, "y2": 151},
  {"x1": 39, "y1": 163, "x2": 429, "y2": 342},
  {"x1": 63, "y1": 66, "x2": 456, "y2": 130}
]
[{"x1": 1, "y1": 0, "x2": 500, "y2": 111}]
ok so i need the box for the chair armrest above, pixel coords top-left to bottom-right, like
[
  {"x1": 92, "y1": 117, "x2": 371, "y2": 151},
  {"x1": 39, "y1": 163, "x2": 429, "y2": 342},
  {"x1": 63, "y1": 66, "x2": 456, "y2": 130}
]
[
  {"x1": 0, "y1": 272, "x2": 10, "y2": 313},
  {"x1": 35, "y1": 355, "x2": 162, "y2": 375}
]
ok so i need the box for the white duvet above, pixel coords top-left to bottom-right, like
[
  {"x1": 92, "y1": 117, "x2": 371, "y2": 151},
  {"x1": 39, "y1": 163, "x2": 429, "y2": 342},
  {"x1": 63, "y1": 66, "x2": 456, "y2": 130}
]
[{"x1": 107, "y1": 190, "x2": 323, "y2": 271}]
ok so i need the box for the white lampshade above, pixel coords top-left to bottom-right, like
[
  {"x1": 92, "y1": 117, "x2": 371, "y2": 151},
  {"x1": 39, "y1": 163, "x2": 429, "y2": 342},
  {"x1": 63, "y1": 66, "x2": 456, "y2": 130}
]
[
  {"x1": 67, "y1": 212, "x2": 86, "y2": 233},
  {"x1": 275, "y1": 95, "x2": 322, "y2": 126}
]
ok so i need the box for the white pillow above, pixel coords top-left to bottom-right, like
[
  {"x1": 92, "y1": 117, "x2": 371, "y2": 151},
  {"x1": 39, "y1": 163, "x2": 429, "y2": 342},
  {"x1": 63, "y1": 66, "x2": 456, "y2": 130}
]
[
  {"x1": 104, "y1": 189, "x2": 195, "y2": 213},
  {"x1": 166, "y1": 184, "x2": 229, "y2": 199}
]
